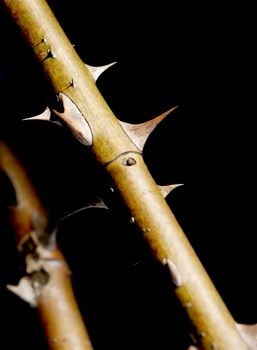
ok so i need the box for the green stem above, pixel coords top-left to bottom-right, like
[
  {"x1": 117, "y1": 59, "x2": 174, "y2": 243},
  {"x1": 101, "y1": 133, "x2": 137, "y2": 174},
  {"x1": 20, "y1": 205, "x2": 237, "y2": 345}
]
[{"x1": 1, "y1": 1, "x2": 249, "y2": 349}]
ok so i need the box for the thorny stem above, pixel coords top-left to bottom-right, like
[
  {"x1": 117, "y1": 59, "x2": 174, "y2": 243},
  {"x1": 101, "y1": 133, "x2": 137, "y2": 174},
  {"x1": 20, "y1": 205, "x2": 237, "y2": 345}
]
[
  {"x1": 0, "y1": 140, "x2": 94, "y2": 350},
  {"x1": 1, "y1": 1, "x2": 250, "y2": 349}
]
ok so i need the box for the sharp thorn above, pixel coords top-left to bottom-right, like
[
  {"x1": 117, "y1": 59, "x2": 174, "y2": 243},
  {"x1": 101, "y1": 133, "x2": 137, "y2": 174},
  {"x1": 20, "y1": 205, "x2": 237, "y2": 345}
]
[
  {"x1": 22, "y1": 107, "x2": 62, "y2": 126},
  {"x1": 119, "y1": 106, "x2": 178, "y2": 151},
  {"x1": 59, "y1": 206, "x2": 106, "y2": 223},
  {"x1": 47, "y1": 226, "x2": 58, "y2": 250},
  {"x1": 60, "y1": 199, "x2": 108, "y2": 223},
  {"x1": 22, "y1": 107, "x2": 51, "y2": 122},
  {"x1": 86, "y1": 62, "x2": 117, "y2": 81},
  {"x1": 158, "y1": 183, "x2": 184, "y2": 198},
  {"x1": 53, "y1": 93, "x2": 93, "y2": 146}
]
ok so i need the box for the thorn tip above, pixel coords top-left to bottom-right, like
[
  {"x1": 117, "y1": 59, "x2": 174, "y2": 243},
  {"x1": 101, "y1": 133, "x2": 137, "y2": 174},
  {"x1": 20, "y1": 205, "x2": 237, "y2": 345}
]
[
  {"x1": 86, "y1": 62, "x2": 117, "y2": 81},
  {"x1": 119, "y1": 106, "x2": 177, "y2": 151},
  {"x1": 158, "y1": 183, "x2": 184, "y2": 198},
  {"x1": 22, "y1": 107, "x2": 51, "y2": 122}
]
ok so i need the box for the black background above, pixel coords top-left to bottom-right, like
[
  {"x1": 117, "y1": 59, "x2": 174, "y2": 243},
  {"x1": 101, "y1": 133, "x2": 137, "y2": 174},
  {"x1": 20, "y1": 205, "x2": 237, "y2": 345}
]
[{"x1": 0, "y1": 1, "x2": 255, "y2": 349}]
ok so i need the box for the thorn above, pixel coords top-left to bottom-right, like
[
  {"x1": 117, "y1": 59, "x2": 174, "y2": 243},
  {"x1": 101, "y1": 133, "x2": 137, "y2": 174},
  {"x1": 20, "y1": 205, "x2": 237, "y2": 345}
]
[
  {"x1": 47, "y1": 226, "x2": 58, "y2": 250},
  {"x1": 163, "y1": 257, "x2": 183, "y2": 287},
  {"x1": 53, "y1": 93, "x2": 93, "y2": 146},
  {"x1": 86, "y1": 62, "x2": 117, "y2": 81},
  {"x1": 236, "y1": 323, "x2": 257, "y2": 350},
  {"x1": 60, "y1": 199, "x2": 108, "y2": 223},
  {"x1": 22, "y1": 107, "x2": 62, "y2": 126},
  {"x1": 119, "y1": 106, "x2": 178, "y2": 151},
  {"x1": 6, "y1": 277, "x2": 37, "y2": 307},
  {"x1": 158, "y1": 183, "x2": 184, "y2": 198},
  {"x1": 41, "y1": 48, "x2": 56, "y2": 62},
  {"x1": 130, "y1": 216, "x2": 135, "y2": 224},
  {"x1": 22, "y1": 107, "x2": 51, "y2": 121}
]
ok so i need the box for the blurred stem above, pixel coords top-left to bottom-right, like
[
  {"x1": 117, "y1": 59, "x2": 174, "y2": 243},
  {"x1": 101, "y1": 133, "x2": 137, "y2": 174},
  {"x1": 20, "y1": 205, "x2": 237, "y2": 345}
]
[{"x1": 0, "y1": 140, "x2": 94, "y2": 350}]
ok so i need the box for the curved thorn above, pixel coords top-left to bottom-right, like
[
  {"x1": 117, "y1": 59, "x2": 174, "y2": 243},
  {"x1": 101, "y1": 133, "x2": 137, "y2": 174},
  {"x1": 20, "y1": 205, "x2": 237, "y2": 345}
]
[
  {"x1": 86, "y1": 62, "x2": 117, "y2": 81},
  {"x1": 53, "y1": 93, "x2": 93, "y2": 146},
  {"x1": 22, "y1": 107, "x2": 62, "y2": 126},
  {"x1": 22, "y1": 107, "x2": 51, "y2": 121},
  {"x1": 59, "y1": 198, "x2": 108, "y2": 223},
  {"x1": 119, "y1": 106, "x2": 178, "y2": 151},
  {"x1": 236, "y1": 323, "x2": 257, "y2": 350},
  {"x1": 158, "y1": 183, "x2": 184, "y2": 198}
]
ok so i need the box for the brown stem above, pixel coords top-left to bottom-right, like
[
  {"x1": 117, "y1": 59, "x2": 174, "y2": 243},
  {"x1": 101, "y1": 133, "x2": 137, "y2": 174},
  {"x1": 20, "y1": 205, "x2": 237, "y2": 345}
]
[
  {"x1": 0, "y1": 140, "x2": 48, "y2": 242},
  {"x1": 26, "y1": 244, "x2": 94, "y2": 350},
  {"x1": 0, "y1": 140, "x2": 94, "y2": 350},
  {"x1": 1, "y1": 1, "x2": 250, "y2": 349}
]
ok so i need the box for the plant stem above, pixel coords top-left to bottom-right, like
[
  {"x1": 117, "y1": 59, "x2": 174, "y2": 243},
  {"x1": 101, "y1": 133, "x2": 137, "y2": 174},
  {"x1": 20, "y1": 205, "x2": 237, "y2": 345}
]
[
  {"x1": 1, "y1": 1, "x2": 249, "y2": 348},
  {"x1": 0, "y1": 140, "x2": 94, "y2": 350}
]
